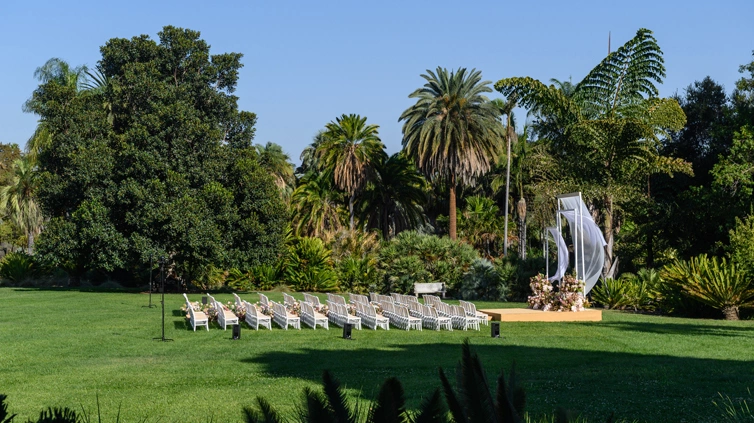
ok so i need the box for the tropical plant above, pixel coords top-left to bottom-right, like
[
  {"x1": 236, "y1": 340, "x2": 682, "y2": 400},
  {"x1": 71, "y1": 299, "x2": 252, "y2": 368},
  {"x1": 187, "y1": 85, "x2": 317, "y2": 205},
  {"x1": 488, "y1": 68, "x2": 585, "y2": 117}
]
[
  {"x1": 0, "y1": 157, "x2": 43, "y2": 253},
  {"x1": 0, "y1": 252, "x2": 38, "y2": 284},
  {"x1": 316, "y1": 114, "x2": 386, "y2": 231},
  {"x1": 458, "y1": 196, "x2": 503, "y2": 257},
  {"x1": 285, "y1": 237, "x2": 338, "y2": 292},
  {"x1": 226, "y1": 268, "x2": 254, "y2": 291},
  {"x1": 243, "y1": 369, "x2": 446, "y2": 423},
  {"x1": 591, "y1": 278, "x2": 633, "y2": 310},
  {"x1": 495, "y1": 29, "x2": 690, "y2": 277},
  {"x1": 400, "y1": 67, "x2": 505, "y2": 240},
  {"x1": 439, "y1": 339, "x2": 526, "y2": 423},
  {"x1": 256, "y1": 142, "x2": 295, "y2": 196},
  {"x1": 459, "y1": 258, "x2": 509, "y2": 301},
  {"x1": 358, "y1": 152, "x2": 428, "y2": 239},
  {"x1": 291, "y1": 172, "x2": 345, "y2": 238},
  {"x1": 728, "y1": 213, "x2": 754, "y2": 276},
  {"x1": 250, "y1": 264, "x2": 280, "y2": 291},
  {"x1": 661, "y1": 255, "x2": 754, "y2": 320},
  {"x1": 337, "y1": 257, "x2": 377, "y2": 294}
]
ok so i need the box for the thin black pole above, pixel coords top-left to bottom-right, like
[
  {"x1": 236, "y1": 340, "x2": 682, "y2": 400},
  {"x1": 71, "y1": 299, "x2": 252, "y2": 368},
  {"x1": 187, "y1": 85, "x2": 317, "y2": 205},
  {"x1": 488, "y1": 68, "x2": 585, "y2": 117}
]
[
  {"x1": 154, "y1": 257, "x2": 172, "y2": 342},
  {"x1": 144, "y1": 255, "x2": 155, "y2": 308}
]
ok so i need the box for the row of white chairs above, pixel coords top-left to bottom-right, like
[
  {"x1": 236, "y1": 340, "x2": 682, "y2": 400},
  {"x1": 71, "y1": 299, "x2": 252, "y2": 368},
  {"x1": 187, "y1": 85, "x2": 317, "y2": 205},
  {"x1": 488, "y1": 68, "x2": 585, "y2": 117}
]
[
  {"x1": 326, "y1": 300, "x2": 361, "y2": 330},
  {"x1": 186, "y1": 292, "x2": 488, "y2": 332},
  {"x1": 354, "y1": 301, "x2": 389, "y2": 330}
]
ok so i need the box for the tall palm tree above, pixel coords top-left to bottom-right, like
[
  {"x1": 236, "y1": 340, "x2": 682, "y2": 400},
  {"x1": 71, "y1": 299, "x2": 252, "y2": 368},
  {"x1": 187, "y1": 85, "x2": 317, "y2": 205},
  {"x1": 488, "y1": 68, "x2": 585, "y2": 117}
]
[
  {"x1": 0, "y1": 157, "x2": 43, "y2": 253},
  {"x1": 24, "y1": 58, "x2": 91, "y2": 163},
  {"x1": 316, "y1": 114, "x2": 386, "y2": 231},
  {"x1": 400, "y1": 67, "x2": 505, "y2": 240},
  {"x1": 358, "y1": 152, "x2": 428, "y2": 239},
  {"x1": 491, "y1": 98, "x2": 517, "y2": 255},
  {"x1": 291, "y1": 172, "x2": 345, "y2": 238},
  {"x1": 255, "y1": 142, "x2": 295, "y2": 199}
]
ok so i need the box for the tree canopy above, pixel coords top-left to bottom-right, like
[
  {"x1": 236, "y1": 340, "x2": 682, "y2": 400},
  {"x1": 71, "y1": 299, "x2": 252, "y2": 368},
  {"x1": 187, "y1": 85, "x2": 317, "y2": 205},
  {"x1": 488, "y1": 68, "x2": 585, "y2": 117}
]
[{"x1": 29, "y1": 26, "x2": 286, "y2": 284}]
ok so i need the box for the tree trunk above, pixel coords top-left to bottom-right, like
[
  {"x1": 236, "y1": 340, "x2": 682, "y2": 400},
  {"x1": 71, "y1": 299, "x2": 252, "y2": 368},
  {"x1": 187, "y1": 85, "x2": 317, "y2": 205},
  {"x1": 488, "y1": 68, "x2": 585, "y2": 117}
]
[
  {"x1": 517, "y1": 197, "x2": 527, "y2": 259},
  {"x1": 722, "y1": 306, "x2": 739, "y2": 320},
  {"x1": 504, "y1": 131, "x2": 512, "y2": 256},
  {"x1": 349, "y1": 193, "x2": 355, "y2": 232},
  {"x1": 603, "y1": 195, "x2": 615, "y2": 278},
  {"x1": 449, "y1": 174, "x2": 457, "y2": 240},
  {"x1": 27, "y1": 231, "x2": 34, "y2": 255}
]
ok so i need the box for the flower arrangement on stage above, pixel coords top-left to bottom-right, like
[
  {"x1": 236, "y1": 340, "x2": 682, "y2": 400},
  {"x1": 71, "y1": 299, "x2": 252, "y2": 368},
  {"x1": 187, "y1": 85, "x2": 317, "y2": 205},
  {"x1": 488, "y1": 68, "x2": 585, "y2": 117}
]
[{"x1": 528, "y1": 273, "x2": 586, "y2": 312}]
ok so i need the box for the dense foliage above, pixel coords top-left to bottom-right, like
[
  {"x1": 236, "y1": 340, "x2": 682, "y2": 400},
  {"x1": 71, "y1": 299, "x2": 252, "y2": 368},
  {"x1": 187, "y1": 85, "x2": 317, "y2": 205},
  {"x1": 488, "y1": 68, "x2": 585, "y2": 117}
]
[{"x1": 26, "y1": 27, "x2": 286, "y2": 285}]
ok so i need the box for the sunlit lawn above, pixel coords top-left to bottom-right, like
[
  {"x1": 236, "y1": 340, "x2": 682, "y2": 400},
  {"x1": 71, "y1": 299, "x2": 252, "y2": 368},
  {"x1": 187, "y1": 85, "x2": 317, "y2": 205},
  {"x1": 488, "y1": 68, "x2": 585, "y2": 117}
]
[{"x1": 0, "y1": 288, "x2": 752, "y2": 422}]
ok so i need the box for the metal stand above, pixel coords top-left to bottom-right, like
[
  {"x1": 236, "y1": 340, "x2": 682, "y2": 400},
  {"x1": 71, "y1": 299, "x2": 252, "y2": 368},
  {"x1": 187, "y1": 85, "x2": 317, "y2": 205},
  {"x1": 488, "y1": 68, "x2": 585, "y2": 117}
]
[
  {"x1": 143, "y1": 255, "x2": 156, "y2": 308},
  {"x1": 153, "y1": 257, "x2": 172, "y2": 342}
]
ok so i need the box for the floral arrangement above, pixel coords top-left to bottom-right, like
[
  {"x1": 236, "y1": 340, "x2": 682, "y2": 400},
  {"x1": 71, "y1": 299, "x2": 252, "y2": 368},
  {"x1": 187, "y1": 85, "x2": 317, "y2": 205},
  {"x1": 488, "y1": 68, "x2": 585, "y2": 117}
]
[
  {"x1": 286, "y1": 301, "x2": 301, "y2": 316},
  {"x1": 257, "y1": 302, "x2": 273, "y2": 316},
  {"x1": 181, "y1": 301, "x2": 217, "y2": 320},
  {"x1": 226, "y1": 301, "x2": 245, "y2": 320},
  {"x1": 528, "y1": 273, "x2": 587, "y2": 312}
]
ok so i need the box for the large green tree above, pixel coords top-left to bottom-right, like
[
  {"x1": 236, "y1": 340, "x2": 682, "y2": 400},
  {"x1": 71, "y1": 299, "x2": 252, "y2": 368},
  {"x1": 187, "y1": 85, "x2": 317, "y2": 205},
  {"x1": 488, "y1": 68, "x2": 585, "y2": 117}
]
[
  {"x1": 30, "y1": 26, "x2": 286, "y2": 284},
  {"x1": 400, "y1": 67, "x2": 505, "y2": 240},
  {"x1": 316, "y1": 114, "x2": 386, "y2": 231},
  {"x1": 495, "y1": 29, "x2": 688, "y2": 275}
]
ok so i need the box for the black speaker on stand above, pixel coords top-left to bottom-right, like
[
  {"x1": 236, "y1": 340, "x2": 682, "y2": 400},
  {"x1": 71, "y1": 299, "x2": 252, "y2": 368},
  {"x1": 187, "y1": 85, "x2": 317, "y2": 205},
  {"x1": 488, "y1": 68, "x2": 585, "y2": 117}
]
[
  {"x1": 143, "y1": 254, "x2": 156, "y2": 308},
  {"x1": 342, "y1": 323, "x2": 352, "y2": 340},
  {"x1": 232, "y1": 324, "x2": 241, "y2": 340},
  {"x1": 491, "y1": 321, "x2": 501, "y2": 338},
  {"x1": 153, "y1": 257, "x2": 173, "y2": 342}
]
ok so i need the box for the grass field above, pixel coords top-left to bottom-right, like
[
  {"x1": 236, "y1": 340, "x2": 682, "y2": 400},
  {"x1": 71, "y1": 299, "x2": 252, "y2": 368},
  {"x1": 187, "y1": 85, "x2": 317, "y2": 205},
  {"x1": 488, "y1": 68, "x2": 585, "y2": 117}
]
[{"x1": 0, "y1": 288, "x2": 752, "y2": 422}]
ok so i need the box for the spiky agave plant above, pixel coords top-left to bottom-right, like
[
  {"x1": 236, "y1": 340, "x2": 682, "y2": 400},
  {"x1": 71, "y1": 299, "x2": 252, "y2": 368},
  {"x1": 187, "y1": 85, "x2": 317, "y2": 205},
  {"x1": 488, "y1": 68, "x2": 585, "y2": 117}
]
[{"x1": 662, "y1": 255, "x2": 754, "y2": 320}]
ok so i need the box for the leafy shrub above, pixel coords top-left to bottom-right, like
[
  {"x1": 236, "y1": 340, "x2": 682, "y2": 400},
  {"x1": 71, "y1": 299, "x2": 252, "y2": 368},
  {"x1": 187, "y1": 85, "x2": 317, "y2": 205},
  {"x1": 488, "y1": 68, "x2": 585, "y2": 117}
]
[
  {"x1": 251, "y1": 264, "x2": 280, "y2": 291},
  {"x1": 591, "y1": 277, "x2": 633, "y2": 310},
  {"x1": 661, "y1": 255, "x2": 754, "y2": 320},
  {"x1": 503, "y1": 255, "x2": 547, "y2": 301},
  {"x1": 377, "y1": 231, "x2": 478, "y2": 294},
  {"x1": 337, "y1": 257, "x2": 377, "y2": 293},
  {"x1": 0, "y1": 252, "x2": 37, "y2": 284},
  {"x1": 190, "y1": 265, "x2": 226, "y2": 291},
  {"x1": 285, "y1": 237, "x2": 337, "y2": 292},
  {"x1": 728, "y1": 214, "x2": 754, "y2": 276},
  {"x1": 459, "y1": 258, "x2": 509, "y2": 301},
  {"x1": 226, "y1": 268, "x2": 254, "y2": 291}
]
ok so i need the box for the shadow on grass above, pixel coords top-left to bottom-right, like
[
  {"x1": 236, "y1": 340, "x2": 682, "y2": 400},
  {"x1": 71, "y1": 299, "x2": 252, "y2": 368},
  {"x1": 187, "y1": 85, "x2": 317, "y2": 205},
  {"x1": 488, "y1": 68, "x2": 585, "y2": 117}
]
[
  {"x1": 240, "y1": 336, "x2": 753, "y2": 422},
  {"x1": 598, "y1": 320, "x2": 752, "y2": 337}
]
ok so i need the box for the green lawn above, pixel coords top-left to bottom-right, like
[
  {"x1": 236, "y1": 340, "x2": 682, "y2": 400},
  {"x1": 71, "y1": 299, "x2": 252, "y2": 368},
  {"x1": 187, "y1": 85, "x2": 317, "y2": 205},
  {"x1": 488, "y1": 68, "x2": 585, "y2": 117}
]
[{"x1": 0, "y1": 288, "x2": 752, "y2": 422}]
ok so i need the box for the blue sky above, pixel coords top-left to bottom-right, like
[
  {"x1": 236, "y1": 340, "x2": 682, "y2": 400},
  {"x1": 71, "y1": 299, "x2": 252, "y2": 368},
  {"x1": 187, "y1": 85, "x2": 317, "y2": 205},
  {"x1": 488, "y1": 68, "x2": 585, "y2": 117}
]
[{"x1": 1, "y1": 1, "x2": 753, "y2": 163}]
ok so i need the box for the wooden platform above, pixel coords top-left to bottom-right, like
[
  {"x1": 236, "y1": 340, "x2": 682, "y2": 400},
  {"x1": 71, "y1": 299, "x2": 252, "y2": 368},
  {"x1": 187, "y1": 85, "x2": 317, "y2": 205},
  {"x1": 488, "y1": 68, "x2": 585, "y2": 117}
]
[{"x1": 478, "y1": 308, "x2": 602, "y2": 322}]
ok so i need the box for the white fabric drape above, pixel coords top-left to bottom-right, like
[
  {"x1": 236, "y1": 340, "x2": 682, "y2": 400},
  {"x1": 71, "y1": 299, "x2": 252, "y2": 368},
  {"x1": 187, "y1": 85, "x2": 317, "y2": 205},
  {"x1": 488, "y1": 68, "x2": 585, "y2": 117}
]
[
  {"x1": 546, "y1": 226, "x2": 568, "y2": 282},
  {"x1": 558, "y1": 195, "x2": 607, "y2": 294}
]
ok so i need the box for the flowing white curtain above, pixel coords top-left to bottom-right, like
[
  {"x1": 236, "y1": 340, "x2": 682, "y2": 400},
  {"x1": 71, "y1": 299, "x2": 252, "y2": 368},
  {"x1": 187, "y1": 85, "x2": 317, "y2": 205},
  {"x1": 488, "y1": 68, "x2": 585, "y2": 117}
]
[
  {"x1": 546, "y1": 226, "x2": 568, "y2": 282},
  {"x1": 558, "y1": 194, "x2": 607, "y2": 294}
]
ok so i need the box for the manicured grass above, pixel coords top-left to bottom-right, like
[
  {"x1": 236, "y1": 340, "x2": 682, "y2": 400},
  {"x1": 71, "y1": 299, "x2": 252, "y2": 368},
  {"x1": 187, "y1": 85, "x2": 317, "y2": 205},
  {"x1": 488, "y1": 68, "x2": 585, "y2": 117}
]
[{"x1": 0, "y1": 288, "x2": 752, "y2": 422}]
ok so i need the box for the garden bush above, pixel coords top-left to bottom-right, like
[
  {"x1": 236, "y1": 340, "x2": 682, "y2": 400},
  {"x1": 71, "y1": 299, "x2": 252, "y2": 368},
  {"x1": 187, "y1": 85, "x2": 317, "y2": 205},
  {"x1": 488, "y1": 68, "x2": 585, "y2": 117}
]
[
  {"x1": 376, "y1": 231, "x2": 478, "y2": 294},
  {"x1": 0, "y1": 252, "x2": 39, "y2": 284},
  {"x1": 459, "y1": 258, "x2": 509, "y2": 301}
]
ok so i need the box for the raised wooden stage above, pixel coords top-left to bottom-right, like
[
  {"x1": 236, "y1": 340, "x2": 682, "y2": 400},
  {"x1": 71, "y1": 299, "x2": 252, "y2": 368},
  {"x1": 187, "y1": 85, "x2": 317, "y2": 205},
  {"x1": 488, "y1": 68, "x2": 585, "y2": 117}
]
[{"x1": 478, "y1": 308, "x2": 602, "y2": 322}]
